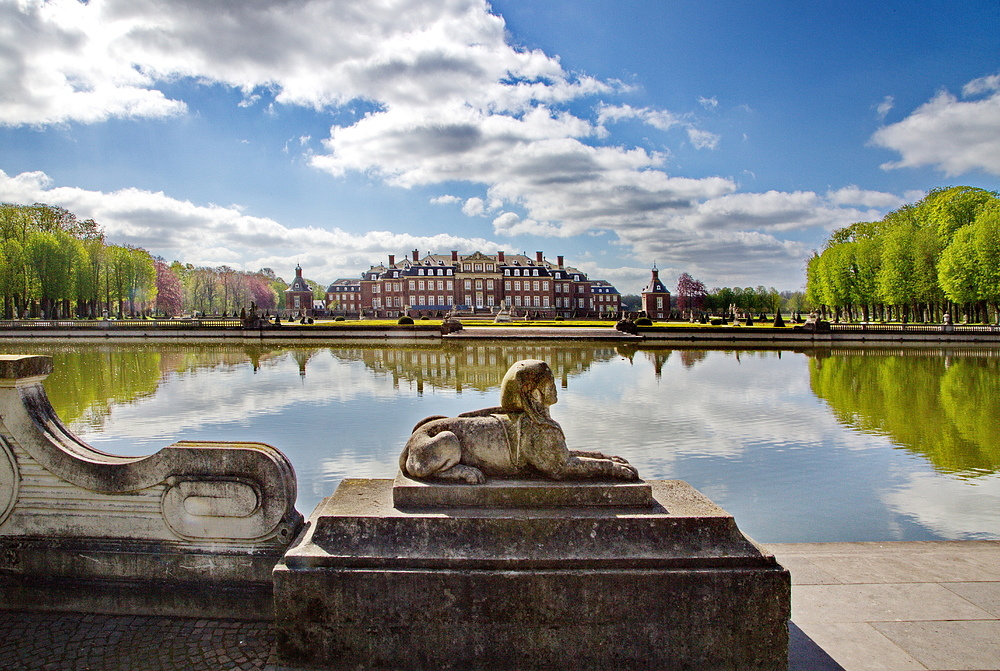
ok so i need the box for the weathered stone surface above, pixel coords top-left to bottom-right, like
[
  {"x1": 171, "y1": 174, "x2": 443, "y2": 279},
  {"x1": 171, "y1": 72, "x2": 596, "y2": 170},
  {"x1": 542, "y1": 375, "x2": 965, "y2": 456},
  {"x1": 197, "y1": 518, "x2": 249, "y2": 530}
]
[
  {"x1": 400, "y1": 359, "x2": 639, "y2": 484},
  {"x1": 274, "y1": 478, "x2": 790, "y2": 670},
  {"x1": 392, "y1": 470, "x2": 654, "y2": 508},
  {"x1": 0, "y1": 354, "x2": 53, "y2": 382},
  {"x1": 0, "y1": 354, "x2": 303, "y2": 618}
]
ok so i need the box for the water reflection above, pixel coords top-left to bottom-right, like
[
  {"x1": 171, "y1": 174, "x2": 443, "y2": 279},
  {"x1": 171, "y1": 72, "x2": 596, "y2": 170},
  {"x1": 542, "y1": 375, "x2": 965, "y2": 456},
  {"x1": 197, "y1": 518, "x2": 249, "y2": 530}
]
[
  {"x1": 809, "y1": 348, "x2": 1000, "y2": 476},
  {"x1": 2, "y1": 341, "x2": 997, "y2": 542}
]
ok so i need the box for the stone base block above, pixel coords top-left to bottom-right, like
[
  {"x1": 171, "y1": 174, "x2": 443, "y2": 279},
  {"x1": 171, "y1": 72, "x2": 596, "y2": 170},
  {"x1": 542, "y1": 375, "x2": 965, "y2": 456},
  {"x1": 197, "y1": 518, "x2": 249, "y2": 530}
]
[{"x1": 273, "y1": 478, "x2": 790, "y2": 671}]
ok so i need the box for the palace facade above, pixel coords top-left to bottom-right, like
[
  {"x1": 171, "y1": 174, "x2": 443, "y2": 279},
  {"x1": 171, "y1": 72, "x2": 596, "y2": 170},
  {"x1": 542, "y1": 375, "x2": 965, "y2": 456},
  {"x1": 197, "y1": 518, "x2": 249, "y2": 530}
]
[{"x1": 323, "y1": 250, "x2": 621, "y2": 318}]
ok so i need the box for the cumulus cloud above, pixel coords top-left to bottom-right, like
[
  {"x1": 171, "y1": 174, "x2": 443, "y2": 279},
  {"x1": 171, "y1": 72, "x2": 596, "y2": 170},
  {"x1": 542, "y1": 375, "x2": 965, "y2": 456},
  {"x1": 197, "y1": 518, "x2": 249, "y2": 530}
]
[
  {"x1": 871, "y1": 74, "x2": 1000, "y2": 177},
  {"x1": 825, "y1": 186, "x2": 906, "y2": 209},
  {"x1": 0, "y1": 0, "x2": 912, "y2": 290},
  {"x1": 461, "y1": 196, "x2": 485, "y2": 217},
  {"x1": 0, "y1": 169, "x2": 499, "y2": 281}
]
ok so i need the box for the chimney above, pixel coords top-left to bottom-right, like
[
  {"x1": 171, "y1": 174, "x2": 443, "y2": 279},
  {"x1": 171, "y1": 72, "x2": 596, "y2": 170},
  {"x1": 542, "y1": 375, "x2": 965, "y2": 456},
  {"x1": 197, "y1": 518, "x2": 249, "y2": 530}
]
[
  {"x1": 557, "y1": 256, "x2": 564, "y2": 268},
  {"x1": 451, "y1": 250, "x2": 459, "y2": 263},
  {"x1": 412, "y1": 249, "x2": 419, "y2": 263},
  {"x1": 388, "y1": 255, "x2": 395, "y2": 267},
  {"x1": 498, "y1": 251, "x2": 505, "y2": 264},
  {"x1": 536, "y1": 251, "x2": 544, "y2": 264}
]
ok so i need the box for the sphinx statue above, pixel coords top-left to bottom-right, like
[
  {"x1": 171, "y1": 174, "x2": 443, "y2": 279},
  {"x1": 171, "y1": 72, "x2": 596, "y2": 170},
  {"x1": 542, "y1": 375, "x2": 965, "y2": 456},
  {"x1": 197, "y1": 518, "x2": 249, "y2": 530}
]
[{"x1": 399, "y1": 359, "x2": 639, "y2": 484}]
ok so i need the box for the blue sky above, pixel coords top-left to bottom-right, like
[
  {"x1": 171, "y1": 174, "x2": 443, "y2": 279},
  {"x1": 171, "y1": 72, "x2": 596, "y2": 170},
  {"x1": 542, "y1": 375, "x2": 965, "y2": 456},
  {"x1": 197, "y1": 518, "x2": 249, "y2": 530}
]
[{"x1": 1, "y1": 0, "x2": 997, "y2": 293}]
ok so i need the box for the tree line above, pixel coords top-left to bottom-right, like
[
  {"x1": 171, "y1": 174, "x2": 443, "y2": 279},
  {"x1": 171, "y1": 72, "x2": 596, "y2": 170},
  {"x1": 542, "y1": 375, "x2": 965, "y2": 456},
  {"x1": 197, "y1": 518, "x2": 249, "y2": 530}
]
[
  {"x1": 0, "y1": 202, "x2": 287, "y2": 319},
  {"x1": 806, "y1": 186, "x2": 1000, "y2": 323}
]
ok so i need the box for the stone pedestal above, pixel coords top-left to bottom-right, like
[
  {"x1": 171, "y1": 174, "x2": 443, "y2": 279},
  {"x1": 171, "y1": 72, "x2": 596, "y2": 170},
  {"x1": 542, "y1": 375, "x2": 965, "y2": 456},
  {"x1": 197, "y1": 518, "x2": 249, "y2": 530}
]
[{"x1": 273, "y1": 477, "x2": 790, "y2": 671}]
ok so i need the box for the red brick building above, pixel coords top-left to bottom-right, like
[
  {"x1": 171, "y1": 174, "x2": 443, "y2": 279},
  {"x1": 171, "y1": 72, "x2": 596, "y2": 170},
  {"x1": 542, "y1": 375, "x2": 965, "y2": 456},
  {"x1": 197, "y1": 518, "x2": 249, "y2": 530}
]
[
  {"x1": 327, "y1": 250, "x2": 621, "y2": 318},
  {"x1": 284, "y1": 264, "x2": 314, "y2": 315},
  {"x1": 641, "y1": 265, "x2": 671, "y2": 320}
]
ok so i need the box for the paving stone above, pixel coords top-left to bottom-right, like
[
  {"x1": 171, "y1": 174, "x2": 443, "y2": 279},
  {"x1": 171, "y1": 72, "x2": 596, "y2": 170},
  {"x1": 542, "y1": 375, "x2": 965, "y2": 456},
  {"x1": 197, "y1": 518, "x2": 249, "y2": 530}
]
[
  {"x1": 872, "y1": 620, "x2": 1000, "y2": 671},
  {"x1": 791, "y1": 622, "x2": 925, "y2": 671},
  {"x1": 943, "y1": 582, "x2": 1000, "y2": 618},
  {"x1": 792, "y1": 583, "x2": 995, "y2": 623}
]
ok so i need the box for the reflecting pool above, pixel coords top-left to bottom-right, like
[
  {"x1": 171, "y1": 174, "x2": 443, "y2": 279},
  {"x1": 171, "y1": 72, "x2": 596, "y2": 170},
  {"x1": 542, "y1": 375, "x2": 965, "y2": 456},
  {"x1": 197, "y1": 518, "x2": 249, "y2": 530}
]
[{"x1": 6, "y1": 341, "x2": 1000, "y2": 543}]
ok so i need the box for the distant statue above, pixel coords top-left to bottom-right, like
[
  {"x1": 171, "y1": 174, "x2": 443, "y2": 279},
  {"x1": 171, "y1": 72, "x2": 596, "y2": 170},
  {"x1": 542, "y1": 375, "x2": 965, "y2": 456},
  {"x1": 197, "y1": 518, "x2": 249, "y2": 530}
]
[{"x1": 400, "y1": 359, "x2": 639, "y2": 484}]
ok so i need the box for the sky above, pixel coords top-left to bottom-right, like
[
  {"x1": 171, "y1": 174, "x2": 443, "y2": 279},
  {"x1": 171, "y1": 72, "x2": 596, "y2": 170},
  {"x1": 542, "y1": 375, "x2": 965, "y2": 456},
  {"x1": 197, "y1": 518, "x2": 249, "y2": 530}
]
[{"x1": 0, "y1": 0, "x2": 998, "y2": 294}]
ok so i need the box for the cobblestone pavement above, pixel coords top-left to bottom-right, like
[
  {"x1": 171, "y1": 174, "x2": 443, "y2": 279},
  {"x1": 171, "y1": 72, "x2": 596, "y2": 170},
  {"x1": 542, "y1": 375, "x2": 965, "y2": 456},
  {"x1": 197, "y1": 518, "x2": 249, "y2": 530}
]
[{"x1": 0, "y1": 611, "x2": 274, "y2": 671}]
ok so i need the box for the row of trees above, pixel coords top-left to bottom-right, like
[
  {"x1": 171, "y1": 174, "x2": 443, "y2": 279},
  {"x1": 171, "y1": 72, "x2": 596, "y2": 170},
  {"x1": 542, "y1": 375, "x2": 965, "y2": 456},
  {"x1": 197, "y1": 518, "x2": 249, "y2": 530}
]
[
  {"x1": 806, "y1": 186, "x2": 1000, "y2": 323},
  {"x1": 0, "y1": 202, "x2": 292, "y2": 319},
  {"x1": 675, "y1": 273, "x2": 793, "y2": 317},
  {"x1": 162, "y1": 263, "x2": 284, "y2": 317},
  {"x1": 0, "y1": 203, "x2": 157, "y2": 319}
]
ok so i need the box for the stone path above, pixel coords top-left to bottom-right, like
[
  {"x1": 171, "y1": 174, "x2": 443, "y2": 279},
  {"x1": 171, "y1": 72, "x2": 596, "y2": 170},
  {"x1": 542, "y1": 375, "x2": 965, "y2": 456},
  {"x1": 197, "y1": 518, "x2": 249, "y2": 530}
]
[
  {"x1": 1, "y1": 541, "x2": 998, "y2": 670},
  {"x1": 0, "y1": 611, "x2": 273, "y2": 671},
  {"x1": 771, "y1": 541, "x2": 1000, "y2": 671}
]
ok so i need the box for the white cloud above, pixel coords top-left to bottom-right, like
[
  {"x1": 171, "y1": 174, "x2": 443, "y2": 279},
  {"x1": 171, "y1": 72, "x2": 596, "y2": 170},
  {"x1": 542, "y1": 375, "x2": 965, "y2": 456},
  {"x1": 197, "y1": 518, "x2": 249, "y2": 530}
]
[
  {"x1": 962, "y1": 73, "x2": 1000, "y2": 97},
  {"x1": 871, "y1": 76, "x2": 1000, "y2": 177},
  {"x1": 491, "y1": 211, "x2": 562, "y2": 237},
  {"x1": 596, "y1": 103, "x2": 683, "y2": 131},
  {"x1": 874, "y1": 95, "x2": 894, "y2": 120},
  {"x1": 0, "y1": 0, "x2": 912, "y2": 290},
  {"x1": 826, "y1": 186, "x2": 906, "y2": 209},
  {"x1": 0, "y1": 168, "x2": 498, "y2": 282},
  {"x1": 461, "y1": 196, "x2": 485, "y2": 217},
  {"x1": 698, "y1": 96, "x2": 719, "y2": 110},
  {"x1": 687, "y1": 127, "x2": 720, "y2": 150}
]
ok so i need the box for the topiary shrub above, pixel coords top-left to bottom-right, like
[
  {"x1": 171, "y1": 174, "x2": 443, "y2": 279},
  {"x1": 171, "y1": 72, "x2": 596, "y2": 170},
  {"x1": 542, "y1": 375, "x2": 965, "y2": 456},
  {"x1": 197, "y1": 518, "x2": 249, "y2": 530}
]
[
  {"x1": 397, "y1": 316, "x2": 414, "y2": 325},
  {"x1": 554, "y1": 316, "x2": 565, "y2": 321},
  {"x1": 710, "y1": 317, "x2": 723, "y2": 326},
  {"x1": 334, "y1": 316, "x2": 345, "y2": 321},
  {"x1": 420, "y1": 316, "x2": 430, "y2": 320},
  {"x1": 635, "y1": 317, "x2": 653, "y2": 326}
]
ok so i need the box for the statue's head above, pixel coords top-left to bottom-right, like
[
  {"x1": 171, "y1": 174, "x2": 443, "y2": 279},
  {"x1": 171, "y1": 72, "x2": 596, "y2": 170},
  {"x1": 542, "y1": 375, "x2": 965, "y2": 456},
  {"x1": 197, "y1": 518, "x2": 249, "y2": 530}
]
[{"x1": 500, "y1": 359, "x2": 558, "y2": 425}]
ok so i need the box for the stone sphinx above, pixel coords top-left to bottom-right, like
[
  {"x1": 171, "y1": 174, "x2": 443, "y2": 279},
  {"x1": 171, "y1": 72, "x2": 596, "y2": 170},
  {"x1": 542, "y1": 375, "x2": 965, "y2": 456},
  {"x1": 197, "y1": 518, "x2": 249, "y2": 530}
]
[{"x1": 400, "y1": 359, "x2": 638, "y2": 484}]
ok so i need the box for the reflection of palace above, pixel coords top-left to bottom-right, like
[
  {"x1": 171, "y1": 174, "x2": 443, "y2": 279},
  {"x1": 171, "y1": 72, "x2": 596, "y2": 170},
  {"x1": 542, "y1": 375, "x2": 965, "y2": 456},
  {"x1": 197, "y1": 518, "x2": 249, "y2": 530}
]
[
  {"x1": 322, "y1": 344, "x2": 624, "y2": 395},
  {"x1": 320, "y1": 250, "x2": 622, "y2": 319}
]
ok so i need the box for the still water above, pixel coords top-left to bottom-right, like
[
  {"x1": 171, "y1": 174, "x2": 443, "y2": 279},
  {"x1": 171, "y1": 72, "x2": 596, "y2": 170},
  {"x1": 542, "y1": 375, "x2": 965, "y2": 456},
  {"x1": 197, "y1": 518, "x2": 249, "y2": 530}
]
[{"x1": 8, "y1": 341, "x2": 1000, "y2": 543}]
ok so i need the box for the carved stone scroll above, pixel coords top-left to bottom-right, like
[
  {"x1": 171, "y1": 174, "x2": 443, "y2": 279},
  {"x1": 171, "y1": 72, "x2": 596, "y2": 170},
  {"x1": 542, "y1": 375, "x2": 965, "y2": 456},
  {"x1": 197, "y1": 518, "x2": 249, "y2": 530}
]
[{"x1": 0, "y1": 355, "x2": 303, "y2": 618}]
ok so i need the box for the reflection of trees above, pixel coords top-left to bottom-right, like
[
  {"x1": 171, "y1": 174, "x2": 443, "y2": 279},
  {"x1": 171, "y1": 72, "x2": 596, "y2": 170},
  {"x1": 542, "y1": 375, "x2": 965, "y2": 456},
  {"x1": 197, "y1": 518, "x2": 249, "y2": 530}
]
[
  {"x1": 326, "y1": 343, "x2": 621, "y2": 394},
  {"x1": 809, "y1": 348, "x2": 1000, "y2": 475},
  {"x1": 0, "y1": 343, "x2": 289, "y2": 428}
]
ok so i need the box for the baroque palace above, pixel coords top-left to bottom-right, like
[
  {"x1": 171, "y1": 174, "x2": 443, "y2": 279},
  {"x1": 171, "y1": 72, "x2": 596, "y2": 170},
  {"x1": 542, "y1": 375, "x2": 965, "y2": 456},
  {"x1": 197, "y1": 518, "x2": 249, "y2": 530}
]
[{"x1": 306, "y1": 250, "x2": 623, "y2": 319}]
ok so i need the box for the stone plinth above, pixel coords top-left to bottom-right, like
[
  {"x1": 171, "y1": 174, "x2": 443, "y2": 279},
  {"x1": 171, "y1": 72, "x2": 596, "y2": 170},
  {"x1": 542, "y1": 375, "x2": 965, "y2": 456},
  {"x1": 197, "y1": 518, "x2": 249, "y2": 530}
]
[{"x1": 273, "y1": 477, "x2": 790, "y2": 670}]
